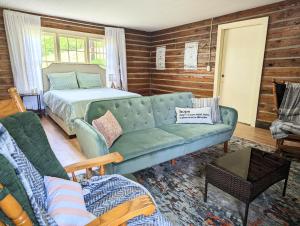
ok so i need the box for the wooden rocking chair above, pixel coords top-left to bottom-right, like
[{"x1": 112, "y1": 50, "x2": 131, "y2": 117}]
[
  {"x1": 0, "y1": 88, "x2": 156, "y2": 226},
  {"x1": 0, "y1": 88, "x2": 26, "y2": 118},
  {"x1": 272, "y1": 80, "x2": 300, "y2": 157}
]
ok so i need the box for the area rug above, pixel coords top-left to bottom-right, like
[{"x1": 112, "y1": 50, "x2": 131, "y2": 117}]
[{"x1": 134, "y1": 137, "x2": 300, "y2": 226}]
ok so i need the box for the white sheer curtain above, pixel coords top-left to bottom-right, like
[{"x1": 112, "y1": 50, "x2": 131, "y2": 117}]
[
  {"x1": 105, "y1": 27, "x2": 127, "y2": 90},
  {"x1": 4, "y1": 10, "x2": 42, "y2": 109}
]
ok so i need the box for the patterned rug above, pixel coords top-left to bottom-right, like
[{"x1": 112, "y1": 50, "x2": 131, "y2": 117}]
[{"x1": 134, "y1": 137, "x2": 300, "y2": 226}]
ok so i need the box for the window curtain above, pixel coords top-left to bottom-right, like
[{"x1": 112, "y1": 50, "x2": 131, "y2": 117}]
[
  {"x1": 105, "y1": 27, "x2": 127, "y2": 90},
  {"x1": 3, "y1": 10, "x2": 43, "y2": 109}
]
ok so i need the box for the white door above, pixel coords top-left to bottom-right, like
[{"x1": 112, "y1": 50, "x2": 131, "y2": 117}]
[{"x1": 215, "y1": 18, "x2": 268, "y2": 126}]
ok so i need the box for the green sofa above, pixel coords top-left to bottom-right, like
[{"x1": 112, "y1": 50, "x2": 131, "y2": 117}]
[{"x1": 75, "y1": 92, "x2": 238, "y2": 175}]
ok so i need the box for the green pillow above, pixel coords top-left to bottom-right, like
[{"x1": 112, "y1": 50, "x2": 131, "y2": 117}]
[
  {"x1": 77, "y1": 72, "x2": 103, "y2": 89},
  {"x1": 0, "y1": 112, "x2": 69, "y2": 180},
  {"x1": 48, "y1": 72, "x2": 78, "y2": 90}
]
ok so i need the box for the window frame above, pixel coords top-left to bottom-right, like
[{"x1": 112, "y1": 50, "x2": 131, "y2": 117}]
[
  {"x1": 88, "y1": 37, "x2": 106, "y2": 67},
  {"x1": 41, "y1": 31, "x2": 58, "y2": 68},
  {"x1": 58, "y1": 35, "x2": 87, "y2": 63},
  {"x1": 41, "y1": 27, "x2": 105, "y2": 67}
]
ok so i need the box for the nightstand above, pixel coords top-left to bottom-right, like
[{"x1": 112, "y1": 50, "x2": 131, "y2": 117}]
[{"x1": 20, "y1": 92, "x2": 44, "y2": 117}]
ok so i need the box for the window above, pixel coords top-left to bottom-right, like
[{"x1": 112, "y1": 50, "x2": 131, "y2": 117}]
[
  {"x1": 41, "y1": 29, "x2": 106, "y2": 68},
  {"x1": 41, "y1": 32, "x2": 57, "y2": 68},
  {"x1": 89, "y1": 38, "x2": 106, "y2": 68},
  {"x1": 59, "y1": 36, "x2": 86, "y2": 63}
]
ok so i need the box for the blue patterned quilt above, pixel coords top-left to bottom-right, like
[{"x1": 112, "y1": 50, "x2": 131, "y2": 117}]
[{"x1": 82, "y1": 175, "x2": 172, "y2": 225}]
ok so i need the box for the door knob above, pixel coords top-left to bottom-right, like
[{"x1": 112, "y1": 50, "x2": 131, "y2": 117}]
[{"x1": 221, "y1": 74, "x2": 225, "y2": 78}]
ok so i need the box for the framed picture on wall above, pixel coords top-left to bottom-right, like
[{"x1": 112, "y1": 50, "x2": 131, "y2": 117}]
[
  {"x1": 184, "y1": 42, "x2": 198, "y2": 70},
  {"x1": 156, "y1": 46, "x2": 166, "y2": 70}
]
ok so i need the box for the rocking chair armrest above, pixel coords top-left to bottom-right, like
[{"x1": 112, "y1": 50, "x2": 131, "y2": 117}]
[
  {"x1": 86, "y1": 195, "x2": 156, "y2": 226},
  {"x1": 64, "y1": 152, "x2": 124, "y2": 174}
]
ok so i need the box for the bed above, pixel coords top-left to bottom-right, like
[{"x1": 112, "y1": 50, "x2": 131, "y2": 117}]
[{"x1": 42, "y1": 63, "x2": 140, "y2": 137}]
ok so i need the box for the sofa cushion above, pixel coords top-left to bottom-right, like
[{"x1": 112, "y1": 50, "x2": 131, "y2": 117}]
[
  {"x1": 110, "y1": 128, "x2": 185, "y2": 160},
  {"x1": 86, "y1": 96, "x2": 156, "y2": 134},
  {"x1": 160, "y1": 123, "x2": 233, "y2": 143},
  {"x1": 150, "y1": 92, "x2": 193, "y2": 127}
]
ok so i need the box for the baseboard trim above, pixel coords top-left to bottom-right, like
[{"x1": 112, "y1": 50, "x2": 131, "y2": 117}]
[{"x1": 256, "y1": 120, "x2": 271, "y2": 129}]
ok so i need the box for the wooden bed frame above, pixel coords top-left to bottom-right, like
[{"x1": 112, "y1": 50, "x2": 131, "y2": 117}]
[
  {"x1": 0, "y1": 88, "x2": 156, "y2": 226},
  {"x1": 42, "y1": 63, "x2": 106, "y2": 137}
]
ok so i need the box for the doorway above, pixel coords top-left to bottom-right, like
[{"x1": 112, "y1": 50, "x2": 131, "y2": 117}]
[{"x1": 214, "y1": 17, "x2": 268, "y2": 126}]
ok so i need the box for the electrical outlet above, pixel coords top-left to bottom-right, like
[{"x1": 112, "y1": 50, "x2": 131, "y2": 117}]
[{"x1": 206, "y1": 65, "x2": 211, "y2": 72}]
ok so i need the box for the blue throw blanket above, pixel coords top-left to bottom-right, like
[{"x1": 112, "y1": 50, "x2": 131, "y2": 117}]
[
  {"x1": 82, "y1": 175, "x2": 172, "y2": 225},
  {"x1": 0, "y1": 123, "x2": 172, "y2": 226}
]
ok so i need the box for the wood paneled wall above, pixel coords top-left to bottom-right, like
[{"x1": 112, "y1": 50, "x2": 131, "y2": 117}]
[
  {"x1": 0, "y1": 0, "x2": 299, "y2": 126},
  {"x1": 0, "y1": 11, "x2": 151, "y2": 99},
  {"x1": 150, "y1": 0, "x2": 300, "y2": 127}
]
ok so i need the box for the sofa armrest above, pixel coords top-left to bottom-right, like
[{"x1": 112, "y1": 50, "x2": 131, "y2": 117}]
[
  {"x1": 74, "y1": 119, "x2": 109, "y2": 158},
  {"x1": 220, "y1": 106, "x2": 238, "y2": 128}
]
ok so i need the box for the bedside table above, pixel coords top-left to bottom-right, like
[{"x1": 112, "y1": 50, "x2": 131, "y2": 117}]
[{"x1": 20, "y1": 92, "x2": 44, "y2": 117}]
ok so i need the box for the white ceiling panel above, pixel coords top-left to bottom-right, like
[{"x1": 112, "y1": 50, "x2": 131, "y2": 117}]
[{"x1": 0, "y1": 0, "x2": 281, "y2": 31}]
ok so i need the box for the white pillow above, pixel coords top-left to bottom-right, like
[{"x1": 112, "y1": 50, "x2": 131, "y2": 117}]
[
  {"x1": 44, "y1": 176, "x2": 96, "y2": 225},
  {"x1": 176, "y1": 107, "x2": 213, "y2": 124}
]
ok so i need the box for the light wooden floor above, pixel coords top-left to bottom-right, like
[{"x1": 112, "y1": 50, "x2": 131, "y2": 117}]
[
  {"x1": 41, "y1": 116, "x2": 86, "y2": 167},
  {"x1": 234, "y1": 123, "x2": 276, "y2": 147},
  {"x1": 41, "y1": 116, "x2": 276, "y2": 167}
]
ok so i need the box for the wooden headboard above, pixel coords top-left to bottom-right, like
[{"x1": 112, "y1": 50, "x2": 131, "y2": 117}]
[{"x1": 42, "y1": 63, "x2": 106, "y2": 92}]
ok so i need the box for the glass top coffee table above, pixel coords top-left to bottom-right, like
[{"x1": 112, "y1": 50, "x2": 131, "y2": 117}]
[{"x1": 204, "y1": 147, "x2": 291, "y2": 226}]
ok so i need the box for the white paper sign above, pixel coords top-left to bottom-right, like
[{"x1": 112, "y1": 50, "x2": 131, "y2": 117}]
[
  {"x1": 156, "y1": 46, "x2": 166, "y2": 70},
  {"x1": 184, "y1": 42, "x2": 198, "y2": 70}
]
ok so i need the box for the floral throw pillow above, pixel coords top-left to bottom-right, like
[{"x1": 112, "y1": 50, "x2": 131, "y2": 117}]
[{"x1": 92, "y1": 111, "x2": 123, "y2": 148}]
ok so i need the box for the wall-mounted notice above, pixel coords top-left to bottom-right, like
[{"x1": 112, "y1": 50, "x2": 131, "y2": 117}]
[
  {"x1": 184, "y1": 42, "x2": 198, "y2": 70},
  {"x1": 156, "y1": 46, "x2": 166, "y2": 70}
]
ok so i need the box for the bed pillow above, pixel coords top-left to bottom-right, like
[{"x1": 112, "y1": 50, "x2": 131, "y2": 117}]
[
  {"x1": 77, "y1": 72, "x2": 103, "y2": 89},
  {"x1": 92, "y1": 111, "x2": 123, "y2": 148},
  {"x1": 192, "y1": 97, "x2": 221, "y2": 123},
  {"x1": 176, "y1": 107, "x2": 213, "y2": 124},
  {"x1": 44, "y1": 176, "x2": 96, "y2": 225},
  {"x1": 48, "y1": 72, "x2": 78, "y2": 90}
]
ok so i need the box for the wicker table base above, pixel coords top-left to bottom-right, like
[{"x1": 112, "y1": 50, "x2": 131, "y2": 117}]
[{"x1": 204, "y1": 148, "x2": 291, "y2": 226}]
